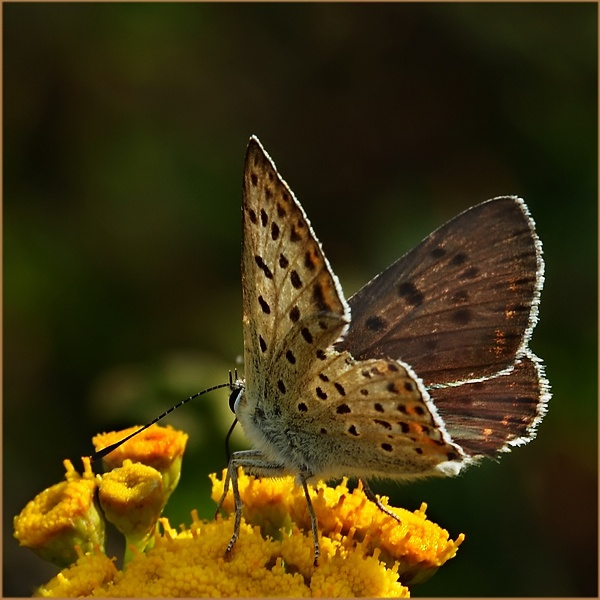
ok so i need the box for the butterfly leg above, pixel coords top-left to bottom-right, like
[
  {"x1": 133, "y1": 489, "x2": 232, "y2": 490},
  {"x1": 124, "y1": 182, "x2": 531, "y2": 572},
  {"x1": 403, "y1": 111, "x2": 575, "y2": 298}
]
[
  {"x1": 360, "y1": 479, "x2": 402, "y2": 524},
  {"x1": 218, "y1": 450, "x2": 290, "y2": 559},
  {"x1": 217, "y1": 451, "x2": 321, "y2": 564},
  {"x1": 214, "y1": 464, "x2": 233, "y2": 520},
  {"x1": 299, "y1": 469, "x2": 320, "y2": 566}
]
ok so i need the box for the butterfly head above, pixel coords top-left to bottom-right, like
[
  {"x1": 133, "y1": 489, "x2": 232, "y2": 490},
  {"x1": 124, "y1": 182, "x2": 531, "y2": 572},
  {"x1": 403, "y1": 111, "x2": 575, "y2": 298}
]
[{"x1": 227, "y1": 373, "x2": 245, "y2": 415}]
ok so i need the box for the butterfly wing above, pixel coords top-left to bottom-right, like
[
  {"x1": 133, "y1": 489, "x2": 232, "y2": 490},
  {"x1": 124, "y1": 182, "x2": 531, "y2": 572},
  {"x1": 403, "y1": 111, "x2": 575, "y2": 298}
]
[
  {"x1": 240, "y1": 137, "x2": 350, "y2": 421},
  {"x1": 428, "y1": 351, "x2": 547, "y2": 456},
  {"x1": 337, "y1": 197, "x2": 542, "y2": 383},
  {"x1": 336, "y1": 196, "x2": 549, "y2": 456},
  {"x1": 281, "y1": 347, "x2": 469, "y2": 481},
  {"x1": 238, "y1": 137, "x2": 462, "y2": 478}
]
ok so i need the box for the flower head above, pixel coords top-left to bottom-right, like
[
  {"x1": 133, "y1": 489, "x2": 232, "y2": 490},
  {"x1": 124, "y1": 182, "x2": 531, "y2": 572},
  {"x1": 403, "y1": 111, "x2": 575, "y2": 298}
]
[
  {"x1": 97, "y1": 459, "x2": 165, "y2": 560},
  {"x1": 92, "y1": 424, "x2": 188, "y2": 502},
  {"x1": 13, "y1": 458, "x2": 105, "y2": 568}
]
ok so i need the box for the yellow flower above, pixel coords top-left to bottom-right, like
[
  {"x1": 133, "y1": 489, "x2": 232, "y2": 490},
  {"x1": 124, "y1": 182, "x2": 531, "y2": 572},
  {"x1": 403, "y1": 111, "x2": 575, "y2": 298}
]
[
  {"x1": 13, "y1": 458, "x2": 105, "y2": 568},
  {"x1": 92, "y1": 424, "x2": 188, "y2": 502},
  {"x1": 97, "y1": 460, "x2": 165, "y2": 562},
  {"x1": 19, "y1": 426, "x2": 464, "y2": 597},
  {"x1": 211, "y1": 470, "x2": 464, "y2": 586}
]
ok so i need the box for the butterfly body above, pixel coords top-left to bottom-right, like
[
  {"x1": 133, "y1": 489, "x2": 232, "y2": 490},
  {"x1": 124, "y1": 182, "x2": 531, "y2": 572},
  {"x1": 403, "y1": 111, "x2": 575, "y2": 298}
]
[{"x1": 219, "y1": 136, "x2": 549, "y2": 563}]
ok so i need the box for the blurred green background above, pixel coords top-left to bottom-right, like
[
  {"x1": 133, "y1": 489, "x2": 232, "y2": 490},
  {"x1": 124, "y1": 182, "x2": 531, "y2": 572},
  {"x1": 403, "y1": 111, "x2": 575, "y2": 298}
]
[{"x1": 4, "y1": 3, "x2": 597, "y2": 597}]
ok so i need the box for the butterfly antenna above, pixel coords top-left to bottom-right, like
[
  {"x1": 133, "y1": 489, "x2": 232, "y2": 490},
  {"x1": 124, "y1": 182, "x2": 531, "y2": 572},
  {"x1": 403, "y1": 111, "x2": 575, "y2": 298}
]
[
  {"x1": 91, "y1": 380, "x2": 235, "y2": 463},
  {"x1": 229, "y1": 368, "x2": 241, "y2": 385}
]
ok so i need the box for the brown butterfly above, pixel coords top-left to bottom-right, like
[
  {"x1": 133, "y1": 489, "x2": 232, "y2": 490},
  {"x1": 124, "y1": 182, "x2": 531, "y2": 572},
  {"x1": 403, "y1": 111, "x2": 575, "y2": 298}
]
[{"x1": 220, "y1": 136, "x2": 549, "y2": 563}]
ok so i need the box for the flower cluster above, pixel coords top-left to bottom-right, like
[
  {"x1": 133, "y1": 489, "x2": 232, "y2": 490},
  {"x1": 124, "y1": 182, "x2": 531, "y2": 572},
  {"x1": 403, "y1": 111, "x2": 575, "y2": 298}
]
[{"x1": 14, "y1": 425, "x2": 464, "y2": 597}]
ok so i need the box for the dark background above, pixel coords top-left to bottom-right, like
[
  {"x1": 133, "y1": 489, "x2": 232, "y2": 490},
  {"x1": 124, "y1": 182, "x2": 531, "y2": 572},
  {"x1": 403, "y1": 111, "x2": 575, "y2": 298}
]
[{"x1": 4, "y1": 3, "x2": 597, "y2": 597}]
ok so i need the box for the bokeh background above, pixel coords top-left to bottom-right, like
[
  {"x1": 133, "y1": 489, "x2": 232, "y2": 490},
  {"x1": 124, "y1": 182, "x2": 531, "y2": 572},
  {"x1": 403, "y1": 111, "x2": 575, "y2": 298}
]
[{"x1": 4, "y1": 3, "x2": 597, "y2": 597}]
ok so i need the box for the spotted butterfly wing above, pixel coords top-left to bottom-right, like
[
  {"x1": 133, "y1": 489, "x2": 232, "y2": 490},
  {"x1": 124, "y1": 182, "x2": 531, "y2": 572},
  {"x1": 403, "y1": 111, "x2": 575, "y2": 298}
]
[
  {"x1": 336, "y1": 197, "x2": 549, "y2": 457},
  {"x1": 237, "y1": 137, "x2": 464, "y2": 480},
  {"x1": 240, "y1": 137, "x2": 349, "y2": 432}
]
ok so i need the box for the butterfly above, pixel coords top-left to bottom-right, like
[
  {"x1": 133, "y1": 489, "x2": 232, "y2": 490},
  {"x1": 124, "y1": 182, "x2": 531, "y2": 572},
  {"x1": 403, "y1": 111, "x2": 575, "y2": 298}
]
[{"x1": 219, "y1": 136, "x2": 549, "y2": 564}]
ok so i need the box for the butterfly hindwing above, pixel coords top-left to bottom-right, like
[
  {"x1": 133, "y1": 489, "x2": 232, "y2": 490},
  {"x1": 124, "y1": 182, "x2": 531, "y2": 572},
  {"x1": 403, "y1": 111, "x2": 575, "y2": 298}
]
[
  {"x1": 294, "y1": 349, "x2": 466, "y2": 480},
  {"x1": 428, "y1": 350, "x2": 547, "y2": 456}
]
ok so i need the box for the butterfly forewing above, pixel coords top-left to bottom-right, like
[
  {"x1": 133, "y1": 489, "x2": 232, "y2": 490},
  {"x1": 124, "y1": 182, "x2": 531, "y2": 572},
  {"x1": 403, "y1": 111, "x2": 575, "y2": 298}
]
[
  {"x1": 337, "y1": 197, "x2": 543, "y2": 386},
  {"x1": 241, "y1": 137, "x2": 350, "y2": 415},
  {"x1": 239, "y1": 137, "x2": 456, "y2": 479}
]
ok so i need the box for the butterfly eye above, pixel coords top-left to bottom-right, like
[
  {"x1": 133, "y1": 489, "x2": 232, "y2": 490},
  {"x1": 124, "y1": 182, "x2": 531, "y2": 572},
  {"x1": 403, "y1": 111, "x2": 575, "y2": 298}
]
[{"x1": 228, "y1": 386, "x2": 244, "y2": 414}]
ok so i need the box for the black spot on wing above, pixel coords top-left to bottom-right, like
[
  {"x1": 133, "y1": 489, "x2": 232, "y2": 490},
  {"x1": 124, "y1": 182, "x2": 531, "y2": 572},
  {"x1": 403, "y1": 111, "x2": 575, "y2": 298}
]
[
  {"x1": 365, "y1": 315, "x2": 387, "y2": 332},
  {"x1": 397, "y1": 282, "x2": 424, "y2": 306}
]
